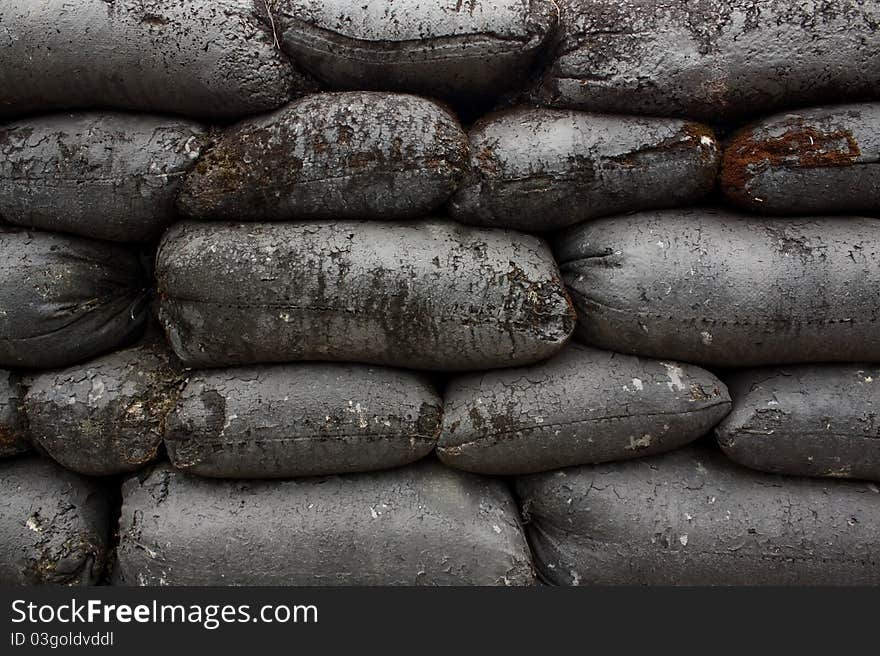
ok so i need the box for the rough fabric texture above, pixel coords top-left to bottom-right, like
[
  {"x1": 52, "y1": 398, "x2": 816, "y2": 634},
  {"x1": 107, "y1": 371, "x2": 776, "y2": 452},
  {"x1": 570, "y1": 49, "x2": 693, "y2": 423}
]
[
  {"x1": 177, "y1": 92, "x2": 468, "y2": 221},
  {"x1": 0, "y1": 371, "x2": 28, "y2": 458},
  {"x1": 516, "y1": 444, "x2": 880, "y2": 585},
  {"x1": 0, "y1": 457, "x2": 110, "y2": 585},
  {"x1": 156, "y1": 220, "x2": 575, "y2": 370},
  {"x1": 439, "y1": 343, "x2": 730, "y2": 475},
  {"x1": 721, "y1": 103, "x2": 880, "y2": 214},
  {"x1": 450, "y1": 109, "x2": 719, "y2": 231},
  {"x1": 0, "y1": 229, "x2": 146, "y2": 369},
  {"x1": 0, "y1": 0, "x2": 306, "y2": 119},
  {"x1": 536, "y1": 0, "x2": 880, "y2": 120},
  {"x1": 24, "y1": 336, "x2": 185, "y2": 477},
  {"x1": 0, "y1": 113, "x2": 208, "y2": 242},
  {"x1": 717, "y1": 365, "x2": 880, "y2": 481},
  {"x1": 555, "y1": 209, "x2": 880, "y2": 366},
  {"x1": 165, "y1": 363, "x2": 442, "y2": 478},
  {"x1": 269, "y1": 0, "x2": 556, "y2": 102},
  {"x1": 115, "y1": 461, "x2": 535, "y2": 586}
]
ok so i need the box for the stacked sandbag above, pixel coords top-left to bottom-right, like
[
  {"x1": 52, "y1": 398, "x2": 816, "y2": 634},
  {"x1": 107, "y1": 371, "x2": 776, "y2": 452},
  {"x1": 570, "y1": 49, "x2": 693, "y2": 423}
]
[
  {"x1": 0, "y1": 0, "x2": 313, "y2": 119},
  {"x1": 535, "y1": 0, "x2": 880, "y2": 120},
  {"x1": 164, "y1": 364, "x2": 441, "y2": 478},
  {"x1": 0, "y1": 371, "x2": 28, "y2": 458},
  {"x1": 516, "y1": 444, "x2": 880, "y2": 585},
  {"x1": 0, "y1": 457, "x2": 111, "y2": 585},
  {"x1": 439, "y1": 343, "x2": 731, "y2": 474},
  {"x1": 0, "y1": 113, "x2": 209, "y2": 242},
  {"x1": 24, "y1": 336, "x2": 185, "y2": 477},
  {"x1": 115, "y1": 461, "x2": 534, "y2": 585}
]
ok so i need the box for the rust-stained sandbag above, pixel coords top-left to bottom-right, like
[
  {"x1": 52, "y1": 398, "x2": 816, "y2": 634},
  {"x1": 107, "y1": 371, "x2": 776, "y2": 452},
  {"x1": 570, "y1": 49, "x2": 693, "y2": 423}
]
[
  {"x1": 0, "y1": 229, "x2": 146, "y2": 369},
  {"x1": 24, "y1": 337, "x2": 185, "y2": 477},
  {"x1": 177, "y1": 92, "x2": 467, "y2": 221},
  {"x1": 450, "y1": 108, "x2": 719, "y2": 231},
  {"x1": 0, "y1": 113, "x2": 208, "y2": 242},
  {"x1": 439, "y1": 343, "x2": 730, "y2": 475},
  {"x1": 0, "y1": 0, "x2": 308, "y2": 120},
  {"x1": 535, "y1": 0, "x2": 880, "y2": 120},
  {"x1": 156, "y1": 220, "x2": 574, "y2": 370},
  {"x1": 516, "y1": 444, "x2": 880, "y2": 585},
  {"x1": 0, "y1": 371, "x2": 28, "y2": 458},
  {"x1": 165, "y1": 363, "x2": 441, "y2": 478},
  {"x1": 555, "y1": 209, "x2": 880, "y2": 367},
  {"x1": 115, "y1": 461, "x2": 535, "y2": 585},
  {"x1": 0, "y1": 456, "x2": 110, "y2": 585},
  {"x1": 267, "y1": 0, "x2": 556, "y2": 102},
  {"x1": 716, "y1": 365, "x2": 880, "y2": 482},
  {"x1": 721, "y1": 103, "x2": 880, "y2": 214}
]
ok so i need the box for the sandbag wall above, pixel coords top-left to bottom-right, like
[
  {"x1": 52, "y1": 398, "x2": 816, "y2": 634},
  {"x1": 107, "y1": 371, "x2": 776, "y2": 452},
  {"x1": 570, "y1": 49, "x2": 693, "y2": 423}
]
[{"x1": 0, "y1": 0, "x2": 878, "y2": 586}]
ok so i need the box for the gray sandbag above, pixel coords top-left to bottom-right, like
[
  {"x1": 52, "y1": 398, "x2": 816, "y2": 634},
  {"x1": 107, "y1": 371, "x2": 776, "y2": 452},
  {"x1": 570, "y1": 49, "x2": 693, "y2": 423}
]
[
  {"x1": 165, "y1": 363, "x2": 441, "y2": 478},
  {"x1": 716, "y1": 365, "x2": 880, "y2": 482},
  {"x1": 439, "y1": 343, "x2": 730, "y2": 475},
  {"x1": 0, "y1": 229, "x2": 146, "y2": 369},
  {"x1": 555, "y1": 209, "x2": 880, "y2": 367},
  {"x1": 0, "y1": 456, "x2": 110, "y2": 585},
  {"x1": 0, "y1": 0, "x2": 308, "y2": 120},
  {"x1": 450, "y1": 108, "x2": 719, "y2": 231},
  {"x1": 721, "y1": 103, "x2": 880, "y2": 215},
  {"x1": 177, "y1": 92, "x2": 467, "y2": 221},
  {"x1": 115, "y1": 461, "x2": 535, "y2": 585},
  {"x1": 535, "y1": 0, "x2": 880, "y2": 120},
  {"x1": 0, "y1": 113, "x2": 208, "y2": 242},
  {"x1": 516, "y1": 444, "x2": 880, "y2": 585},
  {"x1": 267, "y1": 0, "x2": 556, "y2": 102},
  {"x1": 24, "y1": 337, "x2": 184, "y2": 477},
  {"x1": 0, "y1": 371, "x2": 28, "y2": 458},
  {"x1": 156, "y1": 220, "x2": 575, "y2": 370}
]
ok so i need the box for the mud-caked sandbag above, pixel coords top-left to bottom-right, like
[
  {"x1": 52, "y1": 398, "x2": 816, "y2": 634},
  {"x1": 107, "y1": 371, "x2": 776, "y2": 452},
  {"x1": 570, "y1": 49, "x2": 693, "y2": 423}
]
[
  {"x1": 721, "y1": 103, "x2": 880, "y2": 215},
  {"x1": 0, "y1": 371, "x2": 28, "y2": 458},
  {"x1": 115, "y1": 461, "x2": 535, "y2": 585},
  {"x1": 0, "y1": 457, "x2": 111, "y2": 585},
  {"x1": 165, "y1": 364, "x2": 441, "y2": 478},
  {"x1": 0, "y1": 229, "x2": 146, "y2": 369},
  {"x1": 157, "y1": 220, "x2": 574, "y2": 370},
  {"x1": 178, "y1": 92, "x2": 467, "y2": 221},
  {"x1": 536, "y1": 0, "x2": 880, "y2": 120},
  {"x1": 0, "y1": 0, "x2": 308, "y2": 119},
  {"x1": 439, "y1": 343, "x2": 730, "y2": 475},
  {"x1": 556, "y1": 209, "x2": 880, "y2": 367},
  {"x1": 717, "y1": 365, "x2": 880, "y2": 482},
  {"x1": 267, "y1": 0, "x2": 556, "y2": 102},
  {"x1": 24, "y1": 337, "x2": 184, "y2": 477},
  {"x1": 516, "y1": 444, "x2": 880, "y2": 585},
  {"x1": 0, "y1": 113, "x2": 208, "y2": 242},
  {"x1": 450, "y1": 108, "x2": 719, "y2": 231}
]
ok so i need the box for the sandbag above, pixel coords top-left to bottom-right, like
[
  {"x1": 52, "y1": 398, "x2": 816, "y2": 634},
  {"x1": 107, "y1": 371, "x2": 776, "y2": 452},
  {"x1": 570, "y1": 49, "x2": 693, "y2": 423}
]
[
  {"x1": 177, "y1": 92, "x2": 467, "y2": 221},
  {"x1": 516, "y1": 444, "x2": 880, "y2": 585},
  {"x1": 716, "y1": 365, "x2": 880, "y2": 482},
  {"x1": 0, "y1": 113, "x2": 208, "y2": 242},
  {"x1": 450, "y1": 108, "x2": 719, "y2": 231},
  {"x1": 555, "y1": 209, "x2": 880, "y2": 367},
  {"x1": 0, "y1": 456, "x2": 110, "y2": 585},
  {"x1": 165, "y1": 363, "x2": 441, "y2": 478},
  {"x1": 535, "y1": 0, "x2": 880, "y2": 120},
  {"x1": 115, "y1": 461, "x2": 535, "y2": 585},
  {"x1": 0, "y1": 0, "x2": 307, "y2": 119},
  {"x1": 24, "y1": 337, "x2": 184, "y2": 476},
  {"x1": 721, "y1": 103, "x2": 880, "y2": 215},
  {"x1": 156, "y1": 220, "x2": 575, "y2": 370},
  {"x1": 439, "y1": 343, "x2": 730, "y2": 475},
  {"x1": 0, "y1": 229, "x2": 146, "y2": 369},
  {"x1": 0, "y1": 371, "x2": 28, "y2": 458},
  {"x1": 268, "y1": 0, "x2": 556, "y2": 102}
]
